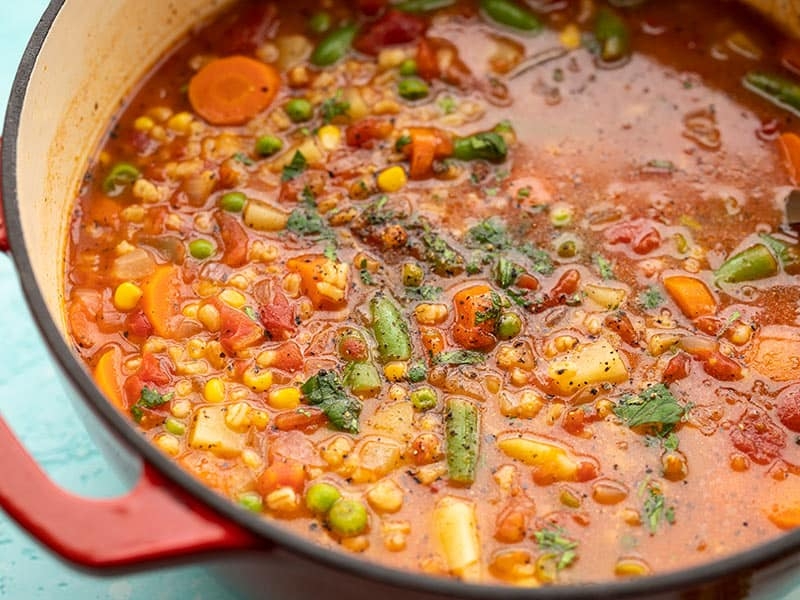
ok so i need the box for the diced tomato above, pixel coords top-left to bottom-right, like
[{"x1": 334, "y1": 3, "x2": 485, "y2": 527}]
[
  {"x1": 215, "y1": 211, "x2": 248, "y2": 268},
  {"x1": 533, "y1": 269, "x2": 580, "y2": 313},
  {"x1": 138, "y1": 352, "x2": 171, "y2": 386},
  {"x1": 209, "y1": 297, "x2": 265, "y2": 354},
  {"x1": 218, "y1": 2, "x2": 278, "y2": 54},
  {"x1": 415, "y1": 38, "x2": 440, "y2": 80},
  {"x1": 124, "y1": 309, "x2": 154, "y2": 339},
  {"x1": 603, "y1": 312, "x2": 637, "y2": 345},
  {"x1": 270, "y1": 341, "x2": 304, "y2": 372},
  {"x1": 256, "y1": 460, "x2": 307, "y2": 495},
  {"x1": 452, "y1": 284, "x2": 498, "y2": 350},
  {"x1": 694, "y1": 315, "x2": 722, "y2": 336},
  {"x1": 273, "y1": 407, "x2": 329, "y2": 433},
  {"x1": 123, "y1": 375, "x2": 145, "y2": 407},
  {"x1": 662, "y1": 352, "x2": 690, "y2": 384},
  {"x1": 777, "y1": 385, "x2": 800, "y2": 432},
  {"x1": 575, "y1": 461, "x2": 599, "y2": 482},
  {"x1": 730, "y1": 407, "x2": 786, "y2": 464},
  {"x1": 605, "y1": 219, "x2": 661, "y2": 255},
  {"x1": 633, "y1": 227, "x2": 661, "y2": 254},
  {"x1": 353, "y1": 10, "x2": 426, "y2": 55},
  {"x1": 702, "y1": 351, "x2": 743, "y2": 381},
  {"x1": 516, "y1": 273, "x2": 540, "y2": 291},
  {"x1": 260, "y1": 289, "x2": 297, "y2": 341},
  {"x1": 338, "y1": 335, "x2": 369, "y2": 362},
  {"x1": 346, "y1": 118, "x2": 393, "y2": 148}
]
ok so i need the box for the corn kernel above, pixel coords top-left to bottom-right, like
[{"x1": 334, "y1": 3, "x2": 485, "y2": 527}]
[
  {"x1": 218, "y1": 288, "x2": 246, "y2": 308},
  {"x1": 204, "y1": 377, "x2": 226, "y2": 403},
  {"x1": 175, "y1": 360, "x2": 208, "y2": 376},
  {"x1": 228, "y1": 274, "x2": 251, "y2": 290},
  {"x1": 242, "y1": 448, "x2": 263, "y2": 469},
  {"x1": 249, "y1": 408, "x2": 270, "y2": 429},
  {"x1": 121, "y1": 204, "x2": 145, "y2": 223},
  {"x1": 317, "y1": 125, "x2": 341, "y2": 150},
  {"x1": 167, "y1": 111, "x2": 193, "y2": 134},
  {"x1": 376, "y1": 166, "x2": 408, "y2": 193},
  {"x1": 148, "y1": 106, "x2": 173, "y2": 122},
  {"x1": 182, "y1": 303, "x2": 199, "y2": 320},
  {"x1": 341, "y1": 535, "x2": 369, "y2": 553},
  {"x1": 132, "y1": 178, "x2": 161, "y2": 203},
  {"x1": 266, "y1": 486, "x2": 300, "y2": 512},
  {"x1": 243, "y1": 367, "x2": 273, "y2": 392},
  {"x1": 187, "y1": 338, "x2": 207, "y2": 359},
  {"x1": 173, "y1": 384, "x2": 193, "y2": 402},
  {"x1": 133, "y1": 116, "x2": 155, "y2": 131},
  {"x1": 560, "y1": 24, "x2": 582, "y2": 50},
  {"x1": 268, "y1": 387, "x2": 301, "y2": 410},
  {"x1": 225, "y1": 401, "x2": 252, "y2": 431},
  {"x1": 321, "y1": 436, "x2": 353, "y2": 467},
  {"x1": 366, "y1": 479, "x2": 404, "y2": 513},
  {"x1": 155, "y1": 433, "x2": 180, "y2": 456},
  {"x1": 113, "y1": 281, "x2": 143, "y2": 311},
  {"x1": 384, "y1": 362, "x2": 407, "y2": 382},
  {"x1": 198, "y1": 303, "x2": 221, "y2": 332}
]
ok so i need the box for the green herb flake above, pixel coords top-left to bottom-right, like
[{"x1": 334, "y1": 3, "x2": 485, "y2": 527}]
[
  {"x1": 437, "y1": 95, "x2": 457, "y2": 115},
  {"x1": 281, "y1": 151, "x2": 308, "y2": 182},
  {"x1": 520, "y1": 243, "x2": 555, "y2": 275},
  {"x1": 233, "y1": 152, "x2": 255, "y2": 166},
  {"x1": 593, "y1": 253, "x2": 615, "y2": 280},
  {"x1": 638, "y1": 285, "x2": 664, "y2": 310},
  {"x1": 395, "y1": 134, "x2": 412, "y2": 151},
  {"x1": 130, "y1": 387, "x2": 173, "y2": 423},
  {"x1": 466, "y1": 218, "x2": 510, "y2": 250},
  {"x1": 406, "y1": 285, "x2": 443, "y2": 301},
  {"x1": 534, "y1": 526, "x2": 578, "y2": 570},
  {"x1": 320, "y1": 91, "x2": 350, "y2": 124},
  {"x1": 614, "y1": 383, "x2": 686, "y2": 432},
  {"x1": 642, "y1": 484, "x2": 676, "y2": 534},
  {"x1": 300, "y1": 370, "x2": 362, "y2": 433}
]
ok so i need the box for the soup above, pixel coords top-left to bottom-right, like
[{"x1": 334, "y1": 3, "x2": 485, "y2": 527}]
[{"x1": 65, "y1": 0, "x2": 800, "y2": 585}]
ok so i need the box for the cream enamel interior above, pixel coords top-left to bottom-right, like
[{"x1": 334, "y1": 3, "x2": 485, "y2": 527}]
[{"x1": 16, "y1": 0, "x2": 231, "y2": 332}]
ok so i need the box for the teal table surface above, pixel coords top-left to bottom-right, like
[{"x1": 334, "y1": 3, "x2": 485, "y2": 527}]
[{"x1": 0, "y1": 3, "x2": 237, "y2": 598}]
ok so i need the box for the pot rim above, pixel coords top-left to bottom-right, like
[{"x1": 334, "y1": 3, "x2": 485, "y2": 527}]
[{"x1": 4, "y1": 1, "x2": 800, "y2": 597}]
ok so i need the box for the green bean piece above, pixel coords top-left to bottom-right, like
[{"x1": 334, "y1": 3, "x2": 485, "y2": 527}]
[
  {"x1": 480, "y1": 0, "x2": 542, "y2": 32},
  {"x1": 594, "y1": 8, "x2": 630, "y2": 63},
  {"x1": 343, "y1": 361, "x2": 382, "y2": 396},
  {"x1": 370, "y1": 294, "x2": 412, "y2": 362},
  {"x1": 407, "y1": 362, "x2": 427, "y2": 383},
  {"x1": 452, "y1": 131, "x2": 508, "y2": 162},
  {"x1": 410, "y1": 386, "x2": 437, "y2": 411},
  {"x1": 327, "y1": 498, "x2": 369, "y2": 536},
  {"x1": 398, "y1": 59, "x2": 418, "y2": 76},
  {"x1": 445, "y1": 397, "x2": 479, "y2": 485},
  {"x1": 164, "y1": 417, "x2": 186, "y2": 436},
  {"x1": 395, "y1": 0, "x2": 455, "y2": 12},
  {"x1": 311, "y1": 25, "x2": 358, "y2": 67},
  {"x1": 305, "y1": 482, "x2": 341, "y2": 513},
  {"x1": 189, "y1": 239, "x2": 215, "y2": 260},
  {"x1": 285, "y1": 98, "x2": 313, "y2": 122},
  {"x1": 238, "y1": 491, "x2": 264, "y2": 513},
  {"x1": 760, "y1": 233, "x2": 800, "y2": 274},
  {"x1": 103, "y1": 162, "x2": 141, "y2": 196},
  {"x1": 714, "y1": 244, "x2": 778, "y2": 283},
  {"x1": 308, "y1": 11, "x2": 332, "y2": 34},
  {"x1": 219, "y1": 191, "x2": 247, "y2": 212},
  {"x1": 398, "y1": 77, "x2": 430, "y2": 100},
  {"x1": 745, "y1": 72, "x2": 800, "y2": 113},
  {"x1": 255, "y1": 135, "x2": 283, "y2": 157},
  {"x1": 496, "y1": 312, "x2": 522, "y2": 339}
]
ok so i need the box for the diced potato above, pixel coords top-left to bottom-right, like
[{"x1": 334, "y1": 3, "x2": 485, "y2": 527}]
[
  {"x1": 745, "y1": 325, "x2": 800, "y2": 382},
  {"x1": 497, "y1": 435, "x2": 578, "y2": 483},
  {"x1": 243, "y1": 200, "x2": 289, "y2": 232},
  {"x1": 368, "y1": 400, "x2": 414, "y2": 441},
  {"x1": 432, "y1": 496, "x2": 481, "y2": 581},
  {"x1": 547, "y1": 339, "x2": 629, "y2": 394},
  {"x1": 347, "y1": 439, "x2": 403, "y2": 483},
  {"x1": 188, "y1": 405, "x2": 246, "y2": 458},
  {"x1": 583, "y1": 283, "x2": 627, "y2": 311}
]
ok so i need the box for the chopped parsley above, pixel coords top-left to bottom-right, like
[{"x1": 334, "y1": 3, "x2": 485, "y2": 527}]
[
  {"x1": 281, "y1": 150, "x2": 307, "y2": 181},
  {"x1": 519, "y1": 243, "x2": 555, "y2": 275},
  {"x1": 130, "y1": 387, "x2": 173, "y2": 423},
  {"x1": 614, "y1": 383, "x2": 686, "y2": 433},
  {"x1": 475, "y1": 291, "x2": 503, "y2": 324},
  {"x1": 395, "y1": 134, "x2": 412, "y2": 151},
  {"x1": 638, "y1": 285, "x2": 664, "y2": 310},
  {"x1": 437, "y1": 95, "x2": 457, "y2": 115},
  {"x1": 320, "y1": 91, "x2": 350, "y2": 123},
  {"x1": 534, "y1": 526, "x2": 578, "y2": 570},
  {"x1": 593, "y1": 253, "x2": 615, "y2": 280},
  {"x1": 433, "y1": 350, "x2": 486, "y2": 366},
  {"x1": 642, "y1": 484, "x2": 676, "y2": 534},
  {"x1": 286, "y1": 187, "x2": 337, "y2": 254},
  {"x1": 232, "y1": 152, "x2": 255, "y2": 166},
  {"x1": 300, "y1": 370, "x2": 362, "y2": 433},
  {"x1": 466, "y1": 218, "x2": 510, "y2": 250},
  {"x1": 405, "y1": 285, "x2": 443, "y2": 301}
]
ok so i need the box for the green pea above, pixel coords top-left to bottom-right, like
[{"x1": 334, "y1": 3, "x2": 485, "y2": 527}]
[
  {"x1": 496, "y1": 312, "x2": 522, "y2": 339},
  {"x1": 309, "y1": 11, "x2": 332, "y2": 34},
  {"x1": 103, "y1": 162, "x2": 141, "y2": 196},
  {"x1": 306, "y1": 482, "x2": 342, "y2": 514},
  {"x1": 410, "y1": 386, "x2": 437, "y2": 411},
  {"x1": 327, "y1": 498, "x2": 368, "y2": 536},
  {"x1": 311, "y1": 25, "x2": 358, "y2": 67},
  {"x1": 285, "y1": 98, "x2": 313, "y2": 122},
  {"x1": 557, "y1": 239, "x2": 577, "y2": 258},
  {"x1": 219, "y1": 191, "x2": 247, "y2": 212},
  {"x1": 164, "y1": 417, "x2": 186, "y2": 436},
  {"x1": 238, "y1": 491, "x2": 264, "y2": 513},
  {"x1": 398, "y1": 59, "x2": 418, "y2": 76},
  {"x1": 398, "y1": 77, "x2": 429, "y2": 100},
  {"x1": 407, "y1": 362, "x2": 427, "y2": 383},
  {"x1": 255, "y1": 135, "x2": 283, "y2": 157},
  {"x1": 189, "y1": 238, "x2": 215, "y2": 259}
]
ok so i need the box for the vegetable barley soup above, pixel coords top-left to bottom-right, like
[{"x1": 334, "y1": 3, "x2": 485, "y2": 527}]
[{"x1": 66, "y1": 0, "x2": 800, "y2": 585}]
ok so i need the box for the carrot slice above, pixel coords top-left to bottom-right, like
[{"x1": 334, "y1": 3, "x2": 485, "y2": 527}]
[
  {"x1": 141, "y1": 264, "x2": 181, "y2": 338},
  {"x1": 94, "y1": 346, "x2": 125, "y2": 411},
  {"x1": 663, "y1": 275, "x2": 716, "y2": 319},
  {"x1": 188, "y1": 55, "x2": 281, "y2": 125},
  {"x1": 779, "y1": 132, "x2": 800, "y2": 185}
]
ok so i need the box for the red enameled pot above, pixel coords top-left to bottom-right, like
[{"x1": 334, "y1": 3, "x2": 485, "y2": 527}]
[{"x1": 2, "y1": 1, "x2": 800, "y2": 598}]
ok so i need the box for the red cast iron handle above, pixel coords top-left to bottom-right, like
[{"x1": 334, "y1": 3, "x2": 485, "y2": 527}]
[
  {"x1": 0, "y1": 415, "x2": 259, "y2": 566},
  {"x1": 0, "y1": 138, "x2": 9, "y2": 251}
]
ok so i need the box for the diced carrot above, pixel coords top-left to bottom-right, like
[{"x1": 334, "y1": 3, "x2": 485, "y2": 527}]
[
  {"x1": 420, "y1": 327, "x2": 445, "y2": 355},
  {"x1": 452, "y1": 284, "x2": 498, "y2": 350},
  {"x1": 403, "y1": 127, "x2": 453, "y2": 180},
  {"x1": 286, "y1": 255, "x2": 349, "y2": 310},
  {"x1": 663, "y1": 275, "x2": 717, "y2": 319},
  {"x1": 778, "y1": 132, "x2": 800, "y2": 185},
  {"x1": 188, "y1": 55, "x2": 281, "y2": 126},
  {"x1": 141, "y1": 264, "x2": 181, "y2": 338},
  {"x1": 93, "y1": 347, "x2": 125, "y2": 410},
  {"x1": 256, "y1": 459, "x2": 307, "y2": 495}
]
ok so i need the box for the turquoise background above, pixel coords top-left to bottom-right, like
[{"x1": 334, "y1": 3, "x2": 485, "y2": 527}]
[{"x1": 0, "y1": 2, "x2": 237, "y2": 598}]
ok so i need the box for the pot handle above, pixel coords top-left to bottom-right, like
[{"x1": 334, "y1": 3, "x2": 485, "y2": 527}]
[
  {"x1": 0, "y1": 138, "x2": 9, "y2": 252},
  {"x1": 0, "y1": 415, "x2": 261, "y2": 567}
]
